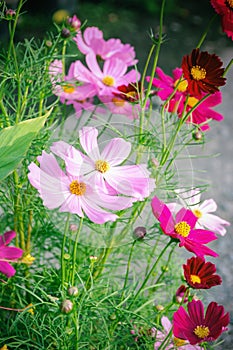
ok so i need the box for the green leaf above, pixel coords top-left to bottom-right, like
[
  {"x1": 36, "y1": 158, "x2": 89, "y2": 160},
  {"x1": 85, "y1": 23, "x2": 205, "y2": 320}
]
[{"x1": 0, "y1": 111, "x2": 50, "y2": 181}]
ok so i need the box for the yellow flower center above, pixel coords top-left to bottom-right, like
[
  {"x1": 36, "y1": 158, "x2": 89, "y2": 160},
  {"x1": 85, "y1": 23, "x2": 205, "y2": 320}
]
[
  {"x1": 190, "y1": 274, "x2": 201, "y2": 284},
  {"x1": 62, "y1": 84, "x2": 75, "y2": 94},
  {"x1": 173, "y1": 337, "x2": 187, "y2": 347},
  {"x1": 102, "y1": 75, "x2": 115, "y2": 86},
  {"x1": 194, "y1": 325, "x2": 210, "y2": 339},
  {"x1": 187, "y1": 96, "x2": 199, "y2": 108},
  {"x1": 126, "y1": 90, "x2": 137, "y2": 99},
  {"x1": 227, "y1": 0, "x2": 233, "y2": 8},
  {"x1": 174, "y1": 221, "x2": 191, "y2": 237},
  {"x1": 192, "y1": 209, "x2": 203, "y2": 218},
  {"x1": 95, "y1": 160, "x2": 110, "y2": 173},
  {"x1": 112, "y1": 97, "x2": 125, "y2": 107},
  {"x1": 191, "y1": 65, "x2": 206, "y2": 80},
  {"x1": 174, "y1": 78, "x2": 188, "y2": 92},
  {"x1": 69, "y1": 180, "x2": 86, "y2": 195}
]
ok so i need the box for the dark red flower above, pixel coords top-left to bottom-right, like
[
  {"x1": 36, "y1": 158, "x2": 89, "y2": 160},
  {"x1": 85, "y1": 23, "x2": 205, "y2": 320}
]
[
  {"x1": 175, "y1": 284, "x2": 189, "y2": 304},
  {"x1": 173, "y1": 299, "x2": 229, "y2": 345},
  {"x1": 211, "y1": 0, "x2": 233, "y2": 40},
  {"x1": 114, "y1": 83, "x2": 141, "y2": 102},
  {"x1": 183, "y1": 256, "x2": 222, "y2": 289},
  {"x1": 181, "y1": 48, "x2": 226, "y2": 96}
]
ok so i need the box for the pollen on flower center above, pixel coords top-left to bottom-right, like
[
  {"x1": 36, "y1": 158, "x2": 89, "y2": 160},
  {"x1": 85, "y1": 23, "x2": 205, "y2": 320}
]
[
  {"x1": 190, "y1": 274, "x2": 201, "y2": 284},
  {"x1": 173, "y1": 337, "x2": 187, "y2": 347},
  {"x1": 112, "y1": 97, "x2": 125, "y2": 107},
  {"x1": 174, "y1": 221, "x2": 191, "y2": 237},
  {"x1": 194, "y1": 325, "x2": 210, "y2": 339},
  {"x1": 226, "y1": 0, "x2": 233, "y2": 8},
  {"x1": 191, "y1": 65, "x2": 206, "y2": 80},
  {"x1": 192, "y1": 209, "x2": 203, "y2": 219},
  {"x1": 69, "y1": 180, "x2": 86, "y2": 195},
  {"x1": 102, "y1": 75, "x2": 115, "y2": 86},
  {"x1": 95, "y1": 160, "x2": 110, "y2": 173},
  {"x1": 174, "y1": 78, "x2": 188, "y2": 92},
  {"x1": 63, "y1": 84, "x2": 75, "y2": 94},
  {"x1": 187, "y1": 96, "x2": 199, "y2": 108}
]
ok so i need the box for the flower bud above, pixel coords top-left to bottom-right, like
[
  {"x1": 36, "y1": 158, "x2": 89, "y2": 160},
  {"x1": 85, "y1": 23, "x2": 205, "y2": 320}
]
[
  {"x1": 155, "y1": 304, "x2": 164, "y2": 311},
  {"x1": 5, "y1": 9, "x2": 16, "y2": 19},
  {"x1": 70, "y1": 224, "x2": 78, "y2": 231},
  {"x1": 67, "y1": 15, "x2": 81, "y2": 32},
  {"x1": 61, "y1": 28, "x2": 71, "y2": 38},
  {"x1": 192, "y1": 130, "x2": 203, "y2": 141},
  {"x1": 133, "y1": 226, "x2": 146, "y2": 240},
  {"x1": 61, "y1": 299, "x2": 73, "y2": 313},
  {"x1": 68, "y1": 286, "x2": 78, "y2": 296}
]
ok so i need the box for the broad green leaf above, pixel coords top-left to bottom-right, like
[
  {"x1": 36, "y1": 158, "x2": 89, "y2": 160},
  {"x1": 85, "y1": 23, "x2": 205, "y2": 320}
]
[{"x1": 0, "y1": 111, "x2": 50, "y2": 181}]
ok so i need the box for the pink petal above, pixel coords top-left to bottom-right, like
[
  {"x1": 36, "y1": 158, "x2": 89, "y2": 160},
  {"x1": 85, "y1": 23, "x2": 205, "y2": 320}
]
[
  {"x1": 199, "y1": 199, "x2": 217, "y2": 213},
  {"x1": 0, "y1": 246, "x2": 23, "y2": 260},
  {"x1": 198, "y1": 213, "x2": 230, "y2": 236},
  {"x1": 101, "y1": 138, "x2": 131, "y2": 165},
  {"x1": 81, "y1": 197, "x2": 118, "y2": 224},
  {"x1": 0, "y1": 231, "x2": 16, "y2": 246},
  {"x1": 151, "y1": 196, "x2": 174, "y2": 234},
  {"x1": 176, "y1": 208, "x2": 197, "y2": 229},
  {"x1": 79, "y1": 127, "x2": 101, "y2": 160},
  {"x1": 103, "y1": 58, "x2": 127, "y2": 77},
  {"x1": 0, "y1": 261, "x2": 16, "y2": 277}
]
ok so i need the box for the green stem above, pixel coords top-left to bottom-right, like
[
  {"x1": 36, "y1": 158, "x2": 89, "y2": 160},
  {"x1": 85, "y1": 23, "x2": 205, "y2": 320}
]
[
  {"x1": 70, "y1": 217, "x2": 83, "y2": 286},
  {"x1": 158, "y1": 327, "x2": 173, "y2": 350},
  {"x1": 61, "y1": 213, "x2": 71, "y2": 290},
  {"x1": 121, "y1": 240, "x2": 136, "y2": 299},
  {"x1": 196, "y1": 14, "x2": 217, "y2": 49},
  {"x1": 154, "y1": 243, "x2": 176, "y2": 285},
  {"x1": 13, "y1": 171, "x2": 25, "y2": 249},
  {"x1": 128, "y1": 239, "x2": 173, "y2": 308},
  {"x1": 224, "y1": 58, "x2": 233, "y2": 77}
]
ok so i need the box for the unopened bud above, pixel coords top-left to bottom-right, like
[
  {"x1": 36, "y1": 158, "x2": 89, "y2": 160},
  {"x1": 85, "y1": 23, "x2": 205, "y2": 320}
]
[
  {"x1": 61, "y1": 28, "x2": 71, "y2": 38},
  {"x1": 155, "y1": 304, "x2": 164, "y2": 311},
  {"x1": 193, "y1": 130, "x2": 203, "y2": 141},
  {"x1": 133, "y1": 226, "x2": 146, "y2": 240},
  {"x1": 68, "y1": 286, "x2": 78, "y2": 296},
  {"x1": 70, "y1": 224, "x2": 78, "y2": 231},
  {"x1": 61, "y1": 299, "x2": 73, "y2": 313},
  {"x1": 5, "y1": 9, "x2": 16, "y2": 19},
  {"x1": 45, "y1": 40, "x2": 53, "y2": 48},
  {"x1": 67, "y1": 15, "x2": 81, "y2": 31}
]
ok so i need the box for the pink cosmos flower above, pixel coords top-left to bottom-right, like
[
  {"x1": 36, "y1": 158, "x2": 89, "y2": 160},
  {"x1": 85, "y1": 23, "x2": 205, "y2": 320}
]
[
  {"x1": 148, "y1": 67, "x2": 224, "y2": 131},
  {"x1": 28, "y1": 151, "x2": 133, "y2": 224},
  {"x1": 0, "y1": 231, "x2": 23, "y2": 278},
  {"x1": 173, "y1": 300, "x2": 229, "y2": 345},
  {"x1": 51, "y1": 127, "x2": 155, "y2": 200},
  {"x1": 151, "y1": 196, "x2": 218, "y2": 257},
  {"x1": 74, "y1": 26, "x2": 137, "y2": 66},
  {"x1": 168, "y1": 188, "x2": 230, "y2": 236},
  {"x1": 49, "y1": 60, "x2": 97, "y2": 105},
  {"x1": 99, "y1": 95, "x2": 141, "y2": 119},
  {"x1": 72, "y1": 53, "x2": 140, "y2": 97},
  {"x1": 154, "y1": 316, "x2": 201, "y2": 349}
]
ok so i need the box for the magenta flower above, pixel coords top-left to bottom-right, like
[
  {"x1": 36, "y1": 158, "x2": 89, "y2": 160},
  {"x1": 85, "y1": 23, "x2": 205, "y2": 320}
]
[
  {"x1": 154, "y1": 316, "x2": 201, "y2": 349},
  {"x1": 0, "y1": 231, "x2": 23, "y2": 278},
  {"x1": 72, "y1": 54, "x2": 140, "y2": 97},
  {"x1": 99, "y1": 95, "x2": 141, "y2": 119},
  {"x1": 173, "y1": 299, "x2": 230, "y2": 345},
  {"x1": 168, "y1": 188, "x2": 230, "y2": 236},
  {"x1": 210, "y1": 0, "x2": 233, "y2": 40},
  {"x1": 74, "y1": 26, "x2": 137, "y2": 66},
  {"x1": 147, "y1": 67, "x2": 224, "y2": 130},
  {"x1": 151, "y1": 196, "x2": 218, "y2": 257},
  {"x1": 28, "y1": 151, "x2": 133, "y2": 224},
  {"x1": 51, "y1": 127, "x2": 155, "y2": 200}
]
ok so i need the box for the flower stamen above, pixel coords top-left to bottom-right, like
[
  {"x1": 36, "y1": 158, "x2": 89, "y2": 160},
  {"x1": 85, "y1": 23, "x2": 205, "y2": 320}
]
[
  {"x1": 174, "y1": 78, "x2": 188, "y2": 92},
  {"x1": 190, "y1": 274, "x2": 201, "y2": 284},
  {"x1": 226, "y1": 0, "x2": 233, "y2": 8},
  {"x1": 174, "y1": 221, "x2": 191, "y2": 237},
  {"x1": 192, "y1": 209, "x2": 203, "y2": 218},
  {"x1": 112, "y1": 97, "x2": 125, "y2": 107},
  {"x1": 191, "y1": 65, "x2": 206, "y2": 80},
  {"x1": 194, "y1": 325, "x2": 210, "y2": 338},
  {"x1": 102, "y1": 76, "x2": 115, "y2": 86},
  {"x1": 62, "y1": 84, "x2": 75, "y2": 93},
  {"x1": 95, "y1": 160, "x2": 110, "y2": 173},
  {"x1": 69, "y1": 180, "x2": 86, "y2": 195}
]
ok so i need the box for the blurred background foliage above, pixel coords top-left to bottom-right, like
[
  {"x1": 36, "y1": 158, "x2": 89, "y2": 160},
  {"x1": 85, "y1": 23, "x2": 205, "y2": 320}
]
[{"x1": 2, "y1": 0, "x2": 230, "y2": 72}]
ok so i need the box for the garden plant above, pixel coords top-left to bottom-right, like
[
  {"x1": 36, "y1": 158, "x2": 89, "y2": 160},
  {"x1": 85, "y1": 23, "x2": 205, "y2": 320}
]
[{"x1": 0, "y1": 0, "x2": 232, "y2": 349}]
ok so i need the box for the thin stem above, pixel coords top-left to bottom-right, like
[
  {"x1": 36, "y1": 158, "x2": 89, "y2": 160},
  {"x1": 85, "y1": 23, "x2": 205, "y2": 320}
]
[
  {"x1": 121, "y1": 240, "x2": 136, "y2": 299},
  {"x1": 61, "y1": 213, "x2": 71, "y2": 290},
  {"x1": 196, "y1": 14, "x2": 217, "y2": 49},
  {"x1": 154, "y1": 243, "x2": 176, "y2": 285},
  {"x1": 158, "y1": 327, "x2": 173, "y2": 350},
  {"x1": 70, "y1": 217, "x2": 83, "y2": 286},
  {"x1": 129, "y1": 239, "x2": 173, "y2": 308}
]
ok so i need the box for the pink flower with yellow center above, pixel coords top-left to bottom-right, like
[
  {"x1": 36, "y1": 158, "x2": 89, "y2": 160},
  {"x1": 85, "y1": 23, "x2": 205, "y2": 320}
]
[
  {"x1": 168, "y1": 188, "x2": 230, "y2": 236},
  {"x1": 173, "y1": 300, "x2": 229, "y2": 345},
  {"x1": 151, "y1": 196, "x2": 218, "y2": 257},
  {"x1": 74, "y1": 26, "x2": 137, "y2": 66},
  {"x1": 0, "y1": 231, "x2": 23, "y2": 278},
  {"x1": 51, "y1": 127, "x2": 155, "y2": 201},
  {"x1": 72, "y1": 53, "x2": 140, "y2": 97},
  {"x1": 28, "y1": 151, "x2": 133, "y2": 224}
]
